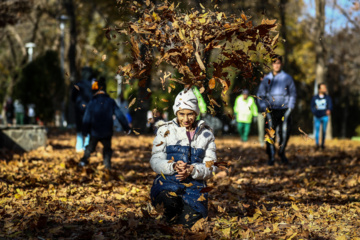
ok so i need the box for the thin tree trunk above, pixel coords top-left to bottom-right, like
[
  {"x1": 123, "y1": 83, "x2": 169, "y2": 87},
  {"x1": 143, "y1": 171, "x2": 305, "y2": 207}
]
[
  {"x1": 279, "y1": 0, "x2": 288, "y2": 68},
  {"x1": 315, "y1": 0, "x2": 332, "y2": 139}
]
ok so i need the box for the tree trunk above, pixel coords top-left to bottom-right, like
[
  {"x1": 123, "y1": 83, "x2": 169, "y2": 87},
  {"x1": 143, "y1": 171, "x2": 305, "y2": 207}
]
[
  {"x1": 315, "y1": 0, "x2": 332, "y2": 139},
  {"x1": 279, "y1": 0, "x2": 288, "y2": 68}
]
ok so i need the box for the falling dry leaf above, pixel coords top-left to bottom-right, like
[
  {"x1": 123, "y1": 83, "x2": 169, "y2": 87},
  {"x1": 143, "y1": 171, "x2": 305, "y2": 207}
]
[
  {"x1": 128, "y1": 98, "x2": 136, "y2": 108},
  {"x1": 197, "y1": 194, "x2": 206, "y2": 201},
  {"x1": 101, "y1": 54, "x2": 107, "y2": 61},
  {"x1": 209, "y1": 78, "x2": 216, "y2": 89},
  {"x1": 156, "y1": 141, "x2": 164, "y2": 147}
]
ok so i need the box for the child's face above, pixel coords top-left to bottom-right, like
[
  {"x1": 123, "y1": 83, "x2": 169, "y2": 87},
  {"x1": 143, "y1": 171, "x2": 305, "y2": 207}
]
[{"x1": 176, "y1": 109, "x2": 196, "y2": 129}]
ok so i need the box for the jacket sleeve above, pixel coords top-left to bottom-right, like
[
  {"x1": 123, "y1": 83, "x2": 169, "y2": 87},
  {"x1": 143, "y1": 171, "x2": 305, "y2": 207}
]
[
  {"x1": 327, "y1": 96, "x2": 333, "y2": 111},
  {"x1": 310, "y1": 96, "x2": 317, "y2": 114},
  {"x1": 191, "y1": 133, "x2": 217, "y2": 180},
  {"x1": 256, "y1": 78, "x2": 268, "y2": 112},
  {"x1": 287, "y1": 75, "x2": 297, "y2": 109},
  {"x1": 82, "y1": 102, "x2": 91, "y2": 136},
  {"x1": 150, "y1": 126, "x2": 177, "y2": 175},
  {"x1": 113, "y1": 100, "x2": 130, "y2": 132},
  {"x1": 233, "y1": 96, "x2": 238, "y2": 115}
]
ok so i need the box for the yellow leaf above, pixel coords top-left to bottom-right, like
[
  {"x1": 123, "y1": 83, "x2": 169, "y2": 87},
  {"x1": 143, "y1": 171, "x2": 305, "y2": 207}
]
[
  {"x1": 197, "y1": 194, "x2": 206, "y2": 201},
  {"x1": 128, "y1": 98, "x2": 136, "y2": 108},
  {"x1": 101, "y1": 54, "x2": 107, "y2": 61},
  {"x1": 182, "y1": 183, "x2": 193, "y2": 187},
  {"x1": 152, "y1": 12, "x2": 158, "y2": 21},
  {"x1": 147, "y1": 88, "x2": 151, "y2": 92},
  {"x1": 272, "y1": 223, "x2": 279, "y2": 233},
  {"x1": 168, "y1": 192, "x2": 177, "y2": 197},
  {"x1": 170, "y1": 83, "x2": 176, "y2": 89},
  {"x1": 159, "y1": 180, "x2": 163, "y2": 185},
  {"x1": 282, "y1": 116, "x2": 285, "y2": 121},
  {"x1": 265, "y1": 137, "x2": 274, "y2": 144},
  {"x1": 287, "y1": 232, "x2": 297, "y2": 240},
  {"x1": 133, "y1": 130, "x2": 140, "y2": 135},
  {"x1": 217, "y1": 12, "x2": 222, "y2": 21},
  {"x1": 335, "y1": 236, "x2": 347, "y2": 240},
  {"x1": 160, "y1": 172, "x2": 166, "y2": 180},
  {"x1": 264, "y1": 227, "x2": 271, "y2": 233},
  {"x1": 291, "y1": 203, "x2": 299, "y2": 211},
  {"x1": 161, "y1": 98, "x2": 169, "y2": 102},
  {"x1": 199, "y1": 18, "x2": 206, "y2": 24},
  {"x1": 60, "y1": 162, "x2": 66, "y2": 169},
  {"x1": 199, "y1": 3, "x2": 205, "y2": 9}
]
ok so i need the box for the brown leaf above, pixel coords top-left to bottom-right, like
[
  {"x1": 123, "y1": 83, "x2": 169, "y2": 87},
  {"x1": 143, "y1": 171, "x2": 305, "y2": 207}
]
[
  {"x1": 200, "y1": 187, "x2": 213, "y2": 193},
  {"x1": 156, "y1": 141, "x2": 164, "y2": 147}
]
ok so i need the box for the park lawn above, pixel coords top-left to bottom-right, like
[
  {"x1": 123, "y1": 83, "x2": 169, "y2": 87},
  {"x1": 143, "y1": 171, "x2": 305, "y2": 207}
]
[{"x1": 0, "y1": 133, "x2": 359, "y2": 239}]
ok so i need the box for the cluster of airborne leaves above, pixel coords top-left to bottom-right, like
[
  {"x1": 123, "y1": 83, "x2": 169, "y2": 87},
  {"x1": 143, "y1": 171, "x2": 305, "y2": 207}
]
[
  {"x1": 116, "y1": 0, "x2": 278, "y2": 100},
  {"x1": 1, "y1": 132, "x2": 360, "y2": 239}
]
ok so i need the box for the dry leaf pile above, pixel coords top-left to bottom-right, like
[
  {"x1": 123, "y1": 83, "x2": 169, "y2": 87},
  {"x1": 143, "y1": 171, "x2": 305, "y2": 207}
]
[
  {"x1": 0, "y1": 133, "x2": 360, "y2": 239},
  {"x1": 116, "y1": 0, "x2": 278, "y2": 97}
]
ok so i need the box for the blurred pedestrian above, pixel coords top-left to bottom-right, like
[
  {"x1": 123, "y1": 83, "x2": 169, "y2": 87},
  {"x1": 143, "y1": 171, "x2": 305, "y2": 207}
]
[
  {"x1": 27, "y1": 103, "x2": 36, "y2": 124},
  {"x1": 78, "y1": 77, "x2": 131, "y2": 170},
  {"x1": 311, "y1": 83, "x2": 332, "y2": 150},
  {"x1": 71, "y1": 67, "x2": 93, "y2": 152},
  {"x1": 150, "y1": 88, "x2": 217, "y2": 228},
  {"x1": 257, "y1": 56, "x2": 297, "y2": 165},
  {"x1": 14, "y1": 99, "x2": 25, "y2": 125},
  {"x1": 4, "y1": 97, "x2": 14, "y2": 125},
  {"x1": 233, "y1": 89, "x2": 258, "y2": 142},
  {"x1": 256, "y1": 76, "x2": 266, "y2": 147}
]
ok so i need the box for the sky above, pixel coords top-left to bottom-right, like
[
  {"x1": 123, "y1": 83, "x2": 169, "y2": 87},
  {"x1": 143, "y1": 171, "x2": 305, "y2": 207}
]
[{"x1": 303, "y1": 0, "x2": 359, "y2": 34}]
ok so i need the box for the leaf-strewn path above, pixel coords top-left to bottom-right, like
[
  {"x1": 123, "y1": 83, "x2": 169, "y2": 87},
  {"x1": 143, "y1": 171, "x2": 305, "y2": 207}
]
[{"x1": 1, "y1": 132, "x2": 360, "y2": 239}]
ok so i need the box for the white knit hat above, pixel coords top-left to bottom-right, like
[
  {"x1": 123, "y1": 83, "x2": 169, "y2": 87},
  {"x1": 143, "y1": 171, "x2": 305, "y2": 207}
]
[{"x1": 173, "y1": 88, "x2": 200, "y2": 115}]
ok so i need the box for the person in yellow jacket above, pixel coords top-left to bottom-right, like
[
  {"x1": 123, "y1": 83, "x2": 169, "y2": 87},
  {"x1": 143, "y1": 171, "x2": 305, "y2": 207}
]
[{"x1": 233, "y1": 89, "x2": 258, "y2": 142}]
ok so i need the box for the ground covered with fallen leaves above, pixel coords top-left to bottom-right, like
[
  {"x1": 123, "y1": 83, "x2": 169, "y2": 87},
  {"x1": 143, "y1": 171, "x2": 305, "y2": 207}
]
[{"x1": 1, "y1": 131, "x2": 360, "y2": 240}]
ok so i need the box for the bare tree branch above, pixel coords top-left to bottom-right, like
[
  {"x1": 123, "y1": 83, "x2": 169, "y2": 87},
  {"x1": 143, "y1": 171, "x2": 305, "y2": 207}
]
[{"x1": 334, "y1": 1, "x2": 360, "y2": 31}]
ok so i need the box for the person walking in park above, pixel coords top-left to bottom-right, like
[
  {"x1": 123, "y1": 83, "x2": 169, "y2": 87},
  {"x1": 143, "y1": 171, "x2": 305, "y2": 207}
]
[
  {"x1": 233, "y1": 89, "x2": 258, "y2": 142},
  {"x1": 71, "y1": 67, "x2": 93, "y2": 152},
  {"x1": 257, "y1": 56, "x2": 297, "y2": 165},
  {"x1": 78, "y1": 77, "x2": 131, "y2": 170},
  {"x1": 4, "y1": 97, "x2": 14, "y2": 125},
  {"x1": 14, "y1": 99, "x2": 25, "y2": 125},
  {"x1": 150, "y1": 88, "x2": 217, "y2": 228},
  {"x1": 311, "y1": 83, "x2": 332, "y2": 150}
]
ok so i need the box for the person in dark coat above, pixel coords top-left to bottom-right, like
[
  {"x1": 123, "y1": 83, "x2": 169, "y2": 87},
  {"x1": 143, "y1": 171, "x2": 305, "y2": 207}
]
[
  {"x1": 311, "y1": 83, "x2": 332, "y2": 150},
  {"x1": 71, "y1": 67, "x2": 93, "y2": 152},
  {"x1": 257, "y1": 56, "x2": 297, "y2": 165},
  {"x1": 78, "y1": 77, "x2": 130, "y2": 170},
  {"x1": 5, "y1": 97, "x2": 14, "y2": 125}
]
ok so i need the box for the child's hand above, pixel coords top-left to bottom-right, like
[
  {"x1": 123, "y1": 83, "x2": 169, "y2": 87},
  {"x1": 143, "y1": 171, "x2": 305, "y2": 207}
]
[
  {"x1": 175, "y1": 165, "x2": 194, "y2": 181},
  {"x1": 174, "y1": 161, "x2": 187, "y2": 172}
]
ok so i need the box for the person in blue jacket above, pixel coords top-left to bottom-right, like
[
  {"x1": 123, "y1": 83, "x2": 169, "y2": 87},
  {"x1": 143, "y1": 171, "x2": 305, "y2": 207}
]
[
  {"x1": 78, "y1": 77, "x2": 131, "y2": 170},
  {"x1": 257, "y1": 56, "x2": 297, "y2": 165},
  {"x1": 311, "y1": 83, "x2": 332, "y2": 150}
]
